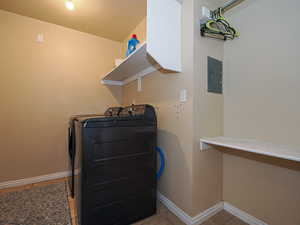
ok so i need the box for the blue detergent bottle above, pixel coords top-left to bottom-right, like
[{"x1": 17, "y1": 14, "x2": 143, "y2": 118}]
[{"x1": 126, "y1": 34, "x2": 140, "y2": 57}]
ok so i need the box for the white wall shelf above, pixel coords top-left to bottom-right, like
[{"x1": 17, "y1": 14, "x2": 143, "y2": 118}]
[
  {"x1": 101, "y1": 43, "x2": 159, "y2": 86},
  {"x1": 101, "y1": 0, "x2": 182, "y2": 86},
  {"x1": 200, "y1": 136, "x2": 300, "y2": 163}
]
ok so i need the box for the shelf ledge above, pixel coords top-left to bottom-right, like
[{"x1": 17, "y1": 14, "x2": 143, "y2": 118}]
[
  {"x1": 101, "y1": 65, "x2": 158, "y2": 86},
  {"x1": 101, "y1": 43, "x2": 161, "y2": 86},
  {"x1": 200, "y1": 136, "x2": 300, "y2": 163}
]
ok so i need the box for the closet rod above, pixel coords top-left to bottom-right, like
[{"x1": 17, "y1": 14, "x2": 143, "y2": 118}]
[{"x1": 220, "y1": 0, "x2": 246, "y2": 13}]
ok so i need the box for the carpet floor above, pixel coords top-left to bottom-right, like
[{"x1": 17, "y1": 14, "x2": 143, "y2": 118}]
[{"x1": 0, "y1": 182, "x2": 71, "y2": 225}]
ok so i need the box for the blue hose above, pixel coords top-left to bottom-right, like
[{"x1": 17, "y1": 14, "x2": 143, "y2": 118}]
[{"x1": 156, "y1": 146, "x2": 165, "y2": 179}]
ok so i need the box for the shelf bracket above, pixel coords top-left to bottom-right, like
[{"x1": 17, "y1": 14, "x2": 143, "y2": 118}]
[
  {"x1": 101, "y1": 80, "x2": 123, "y2": 86},
  {"x1": 200, "y1": 139, "x2": 213, "y2": 151},
  {"x1": 137, "y1": 76, "x2": 142, "y2": 92}
]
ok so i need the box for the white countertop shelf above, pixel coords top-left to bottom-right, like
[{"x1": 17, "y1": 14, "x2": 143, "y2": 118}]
[{"x1": 200, "y1": 136, "x2": 300, "y2": 163}]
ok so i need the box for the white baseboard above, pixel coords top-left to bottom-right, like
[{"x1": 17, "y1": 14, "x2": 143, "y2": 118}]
[
  {"x1": 0, "y1": 171, "x2": 71, "y2": 190},
  {"x1": 157, "y1": 192, "x2": 223, "y2": 225},
  {"x1": 191, "y1": 202, "x2": 224, "y2": 225},
  {"x1": 158, "y1": 193, "x2": 268, "y2": 225},
  {"x1": 224, "y1": 202, "x2": 268, "y2": 225}
]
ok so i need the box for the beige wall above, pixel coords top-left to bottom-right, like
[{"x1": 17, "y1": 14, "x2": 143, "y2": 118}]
[
  {"x1": 122, "y1": 0, "x2": 195, "y2": 213},
  {"x1": 123, "y1": 73, "x2": 195, "y2": 214},
  {"x1": 191, "y1": 0, "x2": 224, "y2": 216},
  {"x1": 122, "y1": 0, "x2": 223, "y2": 216},
  {"x1": 223, "y1": 0, "x2": 300, "y2": 224},
  {"x1": 0, "y1": 10, "x2": 122, "y2": 182},
  {"x1": 2, "y1": 0, "x2": 299, "y2": 223},
  {"x1": 223, "y1": 151, "x2": 300, "y2": 225}
]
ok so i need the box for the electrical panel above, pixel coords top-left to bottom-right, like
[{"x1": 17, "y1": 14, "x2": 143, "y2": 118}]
[{"x1": 207, "y1": 56, "x2": 223, "y2": 94}]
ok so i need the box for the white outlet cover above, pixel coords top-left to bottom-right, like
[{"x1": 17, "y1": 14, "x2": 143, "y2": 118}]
[
  {"x1": 180, "y1": 89, "x2": 187, "y2": 102},
  {"x1": 36, "y1": 34, "x2": 44, "y2": 43}
]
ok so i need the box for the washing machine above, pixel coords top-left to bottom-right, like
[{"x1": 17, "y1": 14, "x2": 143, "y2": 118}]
[{"x1": 68, "y1": 105, "x2": 157, "y2": 225}]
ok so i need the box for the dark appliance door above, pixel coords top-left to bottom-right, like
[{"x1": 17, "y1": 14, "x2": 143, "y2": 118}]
[{"x1": 68, "y1": 119, "x2": 76, "y2": 198}]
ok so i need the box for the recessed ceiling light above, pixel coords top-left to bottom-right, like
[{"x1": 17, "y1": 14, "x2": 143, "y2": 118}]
[{"x1": 65, "y1": 0, "x2": 75, "y2": 11}]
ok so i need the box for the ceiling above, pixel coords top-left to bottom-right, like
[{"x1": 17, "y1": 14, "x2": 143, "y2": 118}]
[{"x1": 0, "y1": 0, "x2": 147, "y2": 42}]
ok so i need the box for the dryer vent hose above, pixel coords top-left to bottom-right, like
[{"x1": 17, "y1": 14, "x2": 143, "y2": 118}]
[{"x1": 156, "y1": 146, "x2": 165, "y2": 180}]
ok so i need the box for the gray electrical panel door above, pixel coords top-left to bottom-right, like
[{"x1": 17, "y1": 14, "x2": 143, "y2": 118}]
[{"x1": 207, "y1": 56, "x2": 223, "y2": 94}]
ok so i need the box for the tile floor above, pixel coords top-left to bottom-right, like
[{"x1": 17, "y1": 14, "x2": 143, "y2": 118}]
[{"x1": 0, "y1": 178, "x2": 248, "y2": 225}]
